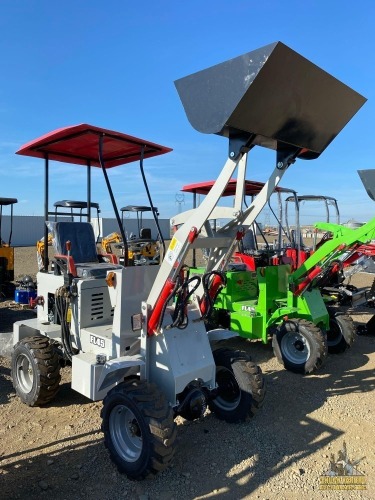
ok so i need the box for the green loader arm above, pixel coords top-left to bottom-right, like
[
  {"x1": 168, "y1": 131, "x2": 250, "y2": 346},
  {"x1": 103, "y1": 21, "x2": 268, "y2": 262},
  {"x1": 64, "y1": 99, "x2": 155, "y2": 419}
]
[
  {"x1": 313, "y1": 222, "x2": 353, "y2": 237},
  {"x1": 290, "y1": 217, "x2": 375, "y2": 294}
]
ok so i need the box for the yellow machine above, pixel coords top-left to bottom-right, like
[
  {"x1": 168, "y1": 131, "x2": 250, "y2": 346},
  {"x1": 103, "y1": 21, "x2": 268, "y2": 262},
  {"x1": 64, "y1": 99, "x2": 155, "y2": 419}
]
[
  {"x1": 101, "y1": 230, "x2": 160, "y2": 266},
  {"x1": 0, "y1": 197, "x2": 18, "y2": 296},
  {"x1": 101, "y1": 206, "x2": 161, "y2": 266},
  {"x1": 121, "y1": 205, "x2": 161, "y2": 265},
  {"x1": 36, "y1": 233, "x2": 54, "y2": 270},
  {"x1": 128, "y1": 238, "x2": 160, "y2": 265},
  {"x1": 101, "y1": 231, "x2": 122, "y2": 254}
]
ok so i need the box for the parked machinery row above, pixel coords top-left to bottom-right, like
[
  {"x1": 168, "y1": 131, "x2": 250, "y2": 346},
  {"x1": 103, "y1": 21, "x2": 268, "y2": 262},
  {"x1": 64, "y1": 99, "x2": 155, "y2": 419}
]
[{"x1": 8, "y1": 41, "x2": 369, "y2": 479}]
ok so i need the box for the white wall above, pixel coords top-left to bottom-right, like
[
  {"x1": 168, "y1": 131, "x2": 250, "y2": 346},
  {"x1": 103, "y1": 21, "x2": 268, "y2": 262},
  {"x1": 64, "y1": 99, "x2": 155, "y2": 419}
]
[{"x1": 1, "y1": 215, "x2": 171, "y2": 247}]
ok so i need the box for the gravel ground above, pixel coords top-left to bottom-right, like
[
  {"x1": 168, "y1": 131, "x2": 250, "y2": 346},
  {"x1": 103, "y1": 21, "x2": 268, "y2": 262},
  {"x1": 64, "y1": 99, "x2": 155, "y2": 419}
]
[{"x1": 0, "y1": 247, "x2": 374, "y2": 499}]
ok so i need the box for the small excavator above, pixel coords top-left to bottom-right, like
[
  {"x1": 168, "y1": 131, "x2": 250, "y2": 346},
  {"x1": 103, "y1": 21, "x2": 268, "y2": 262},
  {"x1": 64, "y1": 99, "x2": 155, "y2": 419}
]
[{"x1": 101, "y1": 205, "x2": 162, "y2": 266}]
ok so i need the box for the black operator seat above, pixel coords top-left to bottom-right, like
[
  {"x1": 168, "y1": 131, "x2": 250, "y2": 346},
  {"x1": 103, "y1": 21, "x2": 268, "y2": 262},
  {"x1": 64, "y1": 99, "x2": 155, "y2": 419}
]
[{"x1": 53, "y1": 221, "x2": 122, "y2": 278}]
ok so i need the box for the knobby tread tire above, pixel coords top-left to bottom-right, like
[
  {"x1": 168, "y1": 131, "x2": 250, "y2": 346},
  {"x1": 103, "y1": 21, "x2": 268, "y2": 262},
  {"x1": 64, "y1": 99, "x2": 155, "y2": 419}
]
[
  {"x1": 209, "y1": 348, "x2": 266, "y2": 423},
  {"x1": 272, "y1": 319, "x2": 328, "y2": 374},
  {"x1": 326, "y1": 308, "x2": 355, "y2": 354},
  {"x1": 101, "y1": 379, "x2": 177, "y2": 480},
  {"x1": 11, "y1": 335, "x2": 61, "y2": 406}
]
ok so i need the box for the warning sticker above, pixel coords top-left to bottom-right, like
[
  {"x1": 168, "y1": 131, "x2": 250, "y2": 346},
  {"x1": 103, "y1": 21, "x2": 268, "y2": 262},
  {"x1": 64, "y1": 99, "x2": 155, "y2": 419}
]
[{"x1": 165, "y1": 237, "x2": 182, "y2": 267}]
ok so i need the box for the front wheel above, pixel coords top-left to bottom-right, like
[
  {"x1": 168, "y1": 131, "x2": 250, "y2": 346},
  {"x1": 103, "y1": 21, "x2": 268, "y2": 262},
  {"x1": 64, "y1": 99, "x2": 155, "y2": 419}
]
[
  {"x1": 272, "y1": 319, "x2": 327, "y2": 374},
  {"x1": 11, "y1": 335, "x2": 61, "y2": 406},
  {"x1": 208, "y1": 348, "x2": 265, "y2": 423},
  {"x1": 101, "y1": 379, "x2": 177, "y2": 480},
  {"x1": 327, "y1": 310, "x2": 355, "y2": 354}
]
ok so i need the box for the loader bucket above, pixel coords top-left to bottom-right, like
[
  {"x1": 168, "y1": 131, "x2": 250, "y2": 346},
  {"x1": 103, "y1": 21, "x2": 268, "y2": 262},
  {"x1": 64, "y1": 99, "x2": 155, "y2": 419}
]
[
  {"x1": 175, "y1": 42, "x2": 366, "y2": 159},
  {"x1": 358, "y1": 169, "x2": 375, "y2": 201}
]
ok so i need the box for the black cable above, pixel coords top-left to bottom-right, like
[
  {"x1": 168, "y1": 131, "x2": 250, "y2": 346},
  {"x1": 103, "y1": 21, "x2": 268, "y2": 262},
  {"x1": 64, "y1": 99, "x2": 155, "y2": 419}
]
[
  {"x1": 62, "y1": 296, "x2": 74, "y2": 359},
  {"x1": 201, "y1": 271, "x2": 226, "y2": 321},
  {"x1": 169, "y1": 275, "x2": 201, "y2": 330},
  {"x1": 156, "y1": 278, "x2": 181, "y2": 332},
  {"x1": 55, "y1": 287, "x2": 74, "y2": 361},
  {"x1": 56, "y1": 293, "x2": 70, "y2": 361},
  {"x1": 55, "y1": 292, "x2": 69, "y2": 361}
]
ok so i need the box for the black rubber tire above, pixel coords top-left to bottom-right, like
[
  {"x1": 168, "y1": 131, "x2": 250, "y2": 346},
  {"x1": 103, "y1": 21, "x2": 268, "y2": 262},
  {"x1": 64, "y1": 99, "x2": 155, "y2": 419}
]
[
  {"x1": 208, "y1": 348, "x2": 265, "y2": 423},
  {"x1": 101, "y1": 379, "x2": 177, "y2": 480},
  {"x1": 327, "y1": 310, "x2": 355, "y2": 354},
  {"x1": 11, "y1": 335, "x2": 61, "y2": 406},
  {"x1": 272, "y1": 319, "x2": 328, "y2": 374}
]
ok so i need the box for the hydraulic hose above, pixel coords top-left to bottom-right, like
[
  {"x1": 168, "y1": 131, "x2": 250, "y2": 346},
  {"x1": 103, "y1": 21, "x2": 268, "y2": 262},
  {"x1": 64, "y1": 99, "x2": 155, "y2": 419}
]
[
  {"x1": 154, "y1": 278, "x2": 181, "y2": 333},
  {"x1": 151, "y1": 267, "x2": 202, "y2": 333},
  {"x1": 55, "y1": 287, "x2": 74, "y2": 361},
  {"x1": 169, "y1": 274, "x2": 201, "y2": 330},
  {"x1": 200, "y1": 271, "x2": 226, "y2": 320}
]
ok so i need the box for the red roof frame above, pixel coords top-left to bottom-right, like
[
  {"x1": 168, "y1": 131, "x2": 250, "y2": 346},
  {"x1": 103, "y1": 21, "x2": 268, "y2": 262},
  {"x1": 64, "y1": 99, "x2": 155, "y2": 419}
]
[
  {"x1": 181, "y1": 179, "x2": 292, "y2": 197},
  {"x1": 16, "y1": 123, "x2": 172, "y2": 168},
  {"x1": 0, "y1": 197, "x2": 18, "y2": 206}
]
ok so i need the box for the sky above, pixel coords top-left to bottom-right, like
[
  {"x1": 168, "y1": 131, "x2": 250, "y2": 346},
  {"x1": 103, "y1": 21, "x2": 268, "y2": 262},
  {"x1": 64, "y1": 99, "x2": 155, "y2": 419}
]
[{"x1": 1, "y1": 0, "x2": 375, "y2": 227}]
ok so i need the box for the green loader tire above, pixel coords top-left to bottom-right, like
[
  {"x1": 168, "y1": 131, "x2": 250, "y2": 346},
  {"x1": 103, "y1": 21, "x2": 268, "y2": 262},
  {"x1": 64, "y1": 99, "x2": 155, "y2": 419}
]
[{"x1": 272, "y1": 319, "x2": 328, "y2": 374}]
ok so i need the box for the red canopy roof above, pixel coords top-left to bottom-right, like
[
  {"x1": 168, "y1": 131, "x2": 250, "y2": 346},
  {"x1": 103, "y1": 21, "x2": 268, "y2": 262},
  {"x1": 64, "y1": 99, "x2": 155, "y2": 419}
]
[
  {"x1": 181, "y1": 179, "x2": 292, "y2": 196},
  {"x1": 16, "y1": 123, "x2": 172, "y2": 168}
]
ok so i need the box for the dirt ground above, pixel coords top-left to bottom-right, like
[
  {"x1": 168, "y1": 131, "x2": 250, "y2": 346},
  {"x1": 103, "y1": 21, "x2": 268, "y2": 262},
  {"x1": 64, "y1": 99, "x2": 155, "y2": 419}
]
[{"x1": 0, "y1": 247, "x2": 375, "y2": 499}]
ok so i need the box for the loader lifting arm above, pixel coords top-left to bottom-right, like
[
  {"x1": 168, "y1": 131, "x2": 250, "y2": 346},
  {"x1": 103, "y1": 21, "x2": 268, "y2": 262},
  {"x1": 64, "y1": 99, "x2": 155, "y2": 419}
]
[
  {"x1": 146, "y1": 146, "x2": 306, "y2": 336},
  {"x1": 145, "y1": 41, "x2": 366, "y2": 336},
  {"x1": 289, "y1": 218, "x2": 375, "y2": 295}
]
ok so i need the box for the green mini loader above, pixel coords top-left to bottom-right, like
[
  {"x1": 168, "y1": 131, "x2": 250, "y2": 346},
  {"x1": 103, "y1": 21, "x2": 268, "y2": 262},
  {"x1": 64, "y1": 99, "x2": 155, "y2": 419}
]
[
  {"x1": 188, "y1": 188, "x2": 375, "y2": 374},
  {"x1": 175, "y1": 164, "x2": 375, "y2": 374}
]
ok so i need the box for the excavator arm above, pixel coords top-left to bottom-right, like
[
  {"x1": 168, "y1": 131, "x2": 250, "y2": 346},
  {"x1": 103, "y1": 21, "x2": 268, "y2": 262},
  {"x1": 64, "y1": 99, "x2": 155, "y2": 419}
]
[{"x1": 101, "y1": 232, "x2": 122, "y2": 254}]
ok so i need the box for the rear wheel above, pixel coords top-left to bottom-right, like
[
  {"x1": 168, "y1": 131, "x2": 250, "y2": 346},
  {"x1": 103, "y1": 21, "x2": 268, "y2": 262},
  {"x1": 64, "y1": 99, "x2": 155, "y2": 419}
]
[
  {"x1": 272, "y1": 319, "x2": 327, "y2": 374},
  {"x1": 11, "y1": 335, "x2": 61, "y2": 406},
  {"x1": 101, "y1": 379, "x2": 177, "y2": 480},
  {"x1": 327, "y1": 310, "x2": 355, "y2": 353},
  {"x1": 208, "y1": 348, "x2": 265, "y2": 423}
]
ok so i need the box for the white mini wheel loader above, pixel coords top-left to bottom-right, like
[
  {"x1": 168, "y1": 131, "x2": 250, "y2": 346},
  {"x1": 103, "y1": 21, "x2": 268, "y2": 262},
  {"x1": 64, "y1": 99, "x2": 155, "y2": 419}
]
[{"x1": 11, "y1": 42, "x2": 365, "y2": 479}]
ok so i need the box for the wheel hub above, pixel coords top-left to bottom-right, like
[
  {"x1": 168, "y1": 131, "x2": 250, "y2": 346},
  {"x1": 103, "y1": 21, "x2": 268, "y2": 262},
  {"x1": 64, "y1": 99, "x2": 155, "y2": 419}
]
[
  {"x1": 214, "y1": 366, "x2": 241, "y2": 410},
  {"x1": 129, "y1": 420, "x2": 141, "y2": 437},
  {"x1": 280, "y1": 332, "x2": 311, "y2": 364},
  {"x1": 109, "y1": 405, "x2": 143, "y2": 463},
  {"x1": 16, "y1": 353, "x2": 34, "y2": 393},
  {"x1": 294, "y1": 339, "x2": 305, "y2": 351}
]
